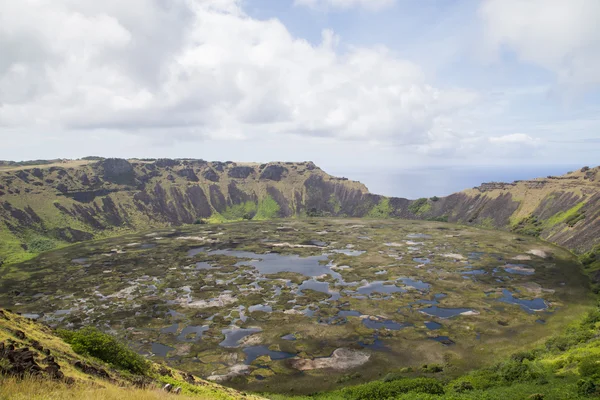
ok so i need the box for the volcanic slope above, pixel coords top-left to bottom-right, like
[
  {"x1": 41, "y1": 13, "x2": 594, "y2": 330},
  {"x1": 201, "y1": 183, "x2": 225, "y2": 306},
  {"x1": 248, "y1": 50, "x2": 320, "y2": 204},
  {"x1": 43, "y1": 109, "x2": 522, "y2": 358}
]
[{"x1": 0, "y1": 159, "x2": 598, "y2": 266}]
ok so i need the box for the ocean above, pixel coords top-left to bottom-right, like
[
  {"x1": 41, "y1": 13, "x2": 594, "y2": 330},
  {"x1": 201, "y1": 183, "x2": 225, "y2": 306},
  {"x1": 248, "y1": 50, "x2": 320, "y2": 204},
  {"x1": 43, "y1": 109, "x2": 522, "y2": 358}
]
[{"x1": 328, "y1": 165, "x2": 582, "y2": 200}]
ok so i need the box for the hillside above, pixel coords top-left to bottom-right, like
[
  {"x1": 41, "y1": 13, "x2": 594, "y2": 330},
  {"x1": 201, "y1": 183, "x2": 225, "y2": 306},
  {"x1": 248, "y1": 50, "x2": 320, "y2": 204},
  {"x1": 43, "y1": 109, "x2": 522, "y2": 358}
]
[
  {"x1": 0, "y1": 308, "x2": 263, "y2": 399},
  {"x1": 0, "y1": 159, "x2": 598, "y2": 266}
]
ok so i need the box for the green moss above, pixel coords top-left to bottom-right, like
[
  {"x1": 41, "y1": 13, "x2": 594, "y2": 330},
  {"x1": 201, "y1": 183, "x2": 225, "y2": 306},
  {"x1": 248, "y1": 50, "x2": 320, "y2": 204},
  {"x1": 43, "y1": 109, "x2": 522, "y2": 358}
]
[
  {"x1": 221, "y1": 201, "x2": 258, "y2": 221},
  {"x1": 254, "y1": 195, "x2": 280, "y2": 220},
  {"x1": 545, "y1": 202, "x2": 585, "y2": 227},
  {"x1": 409, "y1": 198, "x2": 431, "y2": 215},
  {"x1": 512, "y1": 215, "x2": 543, "y2": 237},
  {"x1": 366, "y1": 198, "x2": 391, "y2": 218},
  {"x1": 328, "y1": 194, "x2": 342, "y2": 214}
]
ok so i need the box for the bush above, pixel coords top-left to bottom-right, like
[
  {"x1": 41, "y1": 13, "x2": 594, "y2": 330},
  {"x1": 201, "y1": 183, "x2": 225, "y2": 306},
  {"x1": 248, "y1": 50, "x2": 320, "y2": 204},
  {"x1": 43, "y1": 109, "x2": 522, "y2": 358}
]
[
  {"x1": 498, "y1": 361, "x2": 539, "y2": 383},
  {"x1": 430, "y1": 196, "x2": 439, "y2": 202},
  {"x1": 528, "y1": 394, "x2": 544, "y2": 400},
  {"x1": 420, "y1": 364, "x2": 444, "y2": 373},
  {"x1": 27, "y1": 237, "x2": 56, "y2": 253},
  {"x1": 511, "y1": 351, "x2": 536, "y2": 363},
  {"x1": 452, "y1": 381, "x2": 474, "y2": 392},
  {"x1": 59, "y1": 327, "x2": 149, "y2": 375},
  {"x1": 579, "y1": 357, "x2": 600, "y2": 378},
  {"x1": 339, "y1": 378, "x2": 444, "y2": 399},
  {"x1": 193, "y1": 219, "x2": 206, "y2": 225},
  {"x1": 577, "y1": 378, "x2": 597, "y2": 396}
]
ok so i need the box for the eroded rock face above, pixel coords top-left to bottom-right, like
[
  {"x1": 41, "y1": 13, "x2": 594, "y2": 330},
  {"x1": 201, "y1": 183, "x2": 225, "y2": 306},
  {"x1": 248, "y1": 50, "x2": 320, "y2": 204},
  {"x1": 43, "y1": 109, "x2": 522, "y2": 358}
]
[
  {"x1": 228, "y1": 166, "x2": 255, "y2": 179},
  {"x1": 95, "y1": 158, "x2": 135, "y2": 184},
  {"x1": 202, "y1": 168, "x2": 220, "y2": 182},
  {"x1": 260, "y1": 165, "x2": 288, "y2": 181},
  {"x1": 177, "y1": 168, "x2": 199, "y2": 182},
  {"x1": 290, "y1": 348, "x2": 370, "y2": 371}
]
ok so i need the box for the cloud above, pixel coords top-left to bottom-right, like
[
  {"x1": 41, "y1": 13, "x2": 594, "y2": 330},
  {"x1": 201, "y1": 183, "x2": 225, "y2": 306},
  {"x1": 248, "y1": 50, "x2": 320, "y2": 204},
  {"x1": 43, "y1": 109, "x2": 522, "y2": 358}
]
[
  {"x1": 479, "y1": 0, "x2": 600, "y2": 89},
  {"x1": 0, "y1": 0, "x2": 478, "y2": 150},
  {"x1": 294, "y1": 0, "x2": 396, "y2": 11}
]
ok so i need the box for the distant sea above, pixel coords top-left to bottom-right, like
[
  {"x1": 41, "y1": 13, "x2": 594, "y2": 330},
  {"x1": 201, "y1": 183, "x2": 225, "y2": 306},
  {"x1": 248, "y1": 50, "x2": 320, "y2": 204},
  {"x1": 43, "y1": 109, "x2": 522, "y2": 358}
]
[{"x1": 328, "y1": 165, "x2": 582, "y2": 200}]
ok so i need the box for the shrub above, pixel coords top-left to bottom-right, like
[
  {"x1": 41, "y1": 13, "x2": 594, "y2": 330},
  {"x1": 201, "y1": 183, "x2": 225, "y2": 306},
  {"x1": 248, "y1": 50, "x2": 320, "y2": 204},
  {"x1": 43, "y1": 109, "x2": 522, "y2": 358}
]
[
  {"x1": 452, "y1": 381, "x2": 474, "y2": 392},
  {"x1": 577, "y1": 378, "x2": 597, "y2": 396},
  {"x1": 193, "y1": 219, "x2": 206, "y2": 225},
  {"x1": 59, "y1": 327, "x2": 149, "y2": 375},
  {"x1": 27, "y1": 237, "x2": 56, "y2": 253},
  {"x1": 498, "y1": 361, "x2": 539, "y2": 383},
  {"x1": 579, "y1": 357, "x2": 600, "y2": 378},
  {"x1": 511, "y1": 351, "x2": 536, "y2": 363},
  {"x1": 430, "y1": 196, "x2": 439, "y2": 202},
  {"x1": 528, "y1": 394, "x2": 544, "y2": 400},
  {"x1": 420, "y1": 364, "x2": 444, "y2": 373},
  {"x1": 339, "y1": 378, "x2": 444, "y2": 399}
]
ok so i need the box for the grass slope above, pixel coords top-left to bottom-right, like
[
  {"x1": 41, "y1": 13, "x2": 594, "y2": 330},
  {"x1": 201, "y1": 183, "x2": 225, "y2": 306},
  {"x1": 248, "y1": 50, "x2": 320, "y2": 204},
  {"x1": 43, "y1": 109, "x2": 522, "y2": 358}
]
[{"x1": 0, "y1": 310, "x2": 264, "y2": 400}]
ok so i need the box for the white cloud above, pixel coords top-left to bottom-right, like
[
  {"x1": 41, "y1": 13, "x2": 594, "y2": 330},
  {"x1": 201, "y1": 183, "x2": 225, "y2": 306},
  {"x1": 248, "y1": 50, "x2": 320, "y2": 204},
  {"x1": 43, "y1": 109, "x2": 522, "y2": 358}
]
[
  {"x1": 0, "y1": 0, "x2": 477, "y2": 150},
  {"x1": 479, "y1": 0, "x2": 600, "y2": 88},
  {"x1": 489, "y1": 133, "x2": 539, "y2": 146},
  {"x1": 294, "y1": 0, "x2": 395, "y2": 11}
]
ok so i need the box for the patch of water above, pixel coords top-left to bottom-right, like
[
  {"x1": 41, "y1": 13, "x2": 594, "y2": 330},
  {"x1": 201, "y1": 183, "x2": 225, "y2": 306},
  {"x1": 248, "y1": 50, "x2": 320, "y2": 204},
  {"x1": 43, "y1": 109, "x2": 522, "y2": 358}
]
[
  {"x1": 22, "y1": 313, "x2": 41, "y2": 320},
  {"x1": 430, "y1": 336, "x2": 455, "y2": 346},
  {"x1": 358, "y1": 336, "x2": 387, "y2": 351},
  {"x1": 420, "y1": 306, "x2": 474, "y2": 319},
  {"x1": 161, "y1": 323, "x2": 179, "y2": 334},
  {"x1": 502, "y1": 264, "x2": 535, "y2": 276},
  {"x1": 499, "y1": 289, "x2": 547, "y2": 313},
  {"x1": 152, "y1": 342, "x2": 175, "y2": 357},
  {"x1": 187, "y1": 247, "x2": 206, "y2": 257},
  {"x1": 140, "y1": 244, "x2": 156, "y2": 249},
  {"x1": 407, "y1": 234, "x2": 432, "y2": 239},
  {"x1": 425, "y1": 321, "x2": 442, "y2": 330},
  {"x1": 461, "y1": 269, "x2": 486, "y2": 275},
  {"x1": 243, "y1": 346, "x2": 295, "y2": 365},
  {"x1": 338, "y1": 310, "x2": 361, "y2": 318},
  {"x1": 398, "y1": 278, "x2": 430, "y2": 291},
  {"x1": 298, "y1": 279, "x2": 341, "y2": 301},
  {"x1": 207, "y1": 250, "x2": 341, "y2": 281},
  {"x1": 413, "y1": 258, "x2": 431, "y2": 264},
  {"x1": 196, "y1": 262, "x2": 215, "y2": 270},
  {"x1": 362, "y1": 319, "x2": 410, "y2": 330},
  {"x1": 281, "y1": 334, "x2": 296, "y2": 341},
  {"x1": 177, "y1": 325, "x2": 210, "y2": 342},
  {"x1": 71, "y1": 258, "x2": 88, "y2": 264},
  {"x1": 331, "y1": 249, "x2": 366, "y2": 257},
  {"x1": 468, "y1": 252, "x2": 485, "y2": 260},
  {"x1": 249, "y1": 304, "x2": 273, "y2": 313},
  {"x1": 220, "y1": 328, "x2": 262, "y2": 348}
]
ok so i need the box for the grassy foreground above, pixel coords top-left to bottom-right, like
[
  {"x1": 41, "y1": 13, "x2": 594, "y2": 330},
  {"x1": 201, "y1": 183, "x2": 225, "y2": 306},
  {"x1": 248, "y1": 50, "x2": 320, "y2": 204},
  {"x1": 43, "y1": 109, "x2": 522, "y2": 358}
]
[
  {"x1": 0, "y1": 310, "x2": 264, "y2": 400},
  {"x1": 0, "y1": 377, "x2": 204, "y2": 400}
]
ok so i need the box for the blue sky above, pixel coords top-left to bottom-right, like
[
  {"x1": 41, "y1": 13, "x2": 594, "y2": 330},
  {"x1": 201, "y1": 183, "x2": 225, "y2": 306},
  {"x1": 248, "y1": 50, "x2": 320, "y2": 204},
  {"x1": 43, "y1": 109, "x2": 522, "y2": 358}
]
[{"x1": 0, "y1": 0, "x2": 598, "y2": 173}]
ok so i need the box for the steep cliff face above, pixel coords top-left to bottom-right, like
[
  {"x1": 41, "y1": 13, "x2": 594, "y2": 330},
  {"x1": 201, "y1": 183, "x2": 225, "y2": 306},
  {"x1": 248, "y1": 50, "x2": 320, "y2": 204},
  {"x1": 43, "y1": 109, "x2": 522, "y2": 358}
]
[
  {"x1": 0, "y1": 159, "x2": 598, "y2": 264},
  {"x1": 0, "y1": 159, "x2": 369, "y2": 263},
  {"x1": 423, "y1": 166, "x2": 600, "y2": 253}
]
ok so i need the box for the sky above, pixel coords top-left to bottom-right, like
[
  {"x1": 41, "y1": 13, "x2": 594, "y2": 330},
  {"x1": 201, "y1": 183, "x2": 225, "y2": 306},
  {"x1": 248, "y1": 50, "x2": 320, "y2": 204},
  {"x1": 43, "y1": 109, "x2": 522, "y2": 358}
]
[{"x1": 1, "y1": 0, "x2": 599, "y2": 176}]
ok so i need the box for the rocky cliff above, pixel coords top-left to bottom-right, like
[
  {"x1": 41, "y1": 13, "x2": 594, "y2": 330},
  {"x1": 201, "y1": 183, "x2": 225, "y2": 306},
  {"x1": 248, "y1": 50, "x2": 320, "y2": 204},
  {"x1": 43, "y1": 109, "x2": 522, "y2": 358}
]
[{"x1": 0, "y1": 159, "x2": 598, "y2": 264}]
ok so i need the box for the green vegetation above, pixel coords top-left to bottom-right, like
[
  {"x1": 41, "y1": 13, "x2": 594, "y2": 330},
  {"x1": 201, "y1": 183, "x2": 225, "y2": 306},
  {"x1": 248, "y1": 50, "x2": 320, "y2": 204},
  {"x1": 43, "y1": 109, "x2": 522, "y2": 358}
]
[
  {"x1": 26, "y1": 236, "x2": 57, "y2": 253},
  {"x1": 221, "y1": 201, "x2": 258, "y2": 221},
  {"x1": 328, "y1": 194, "x2": 342, "y2": 214},
  {"x1": 269, "y1": 301, "x2": 600, "y2": 399},
  {"x1": 254, "y1": 195, "x2": 280, "y2": 220},
  {"x1": 409, "y1": 198, "x2": 431, "y2": 215},
  {"x1": 512, "y1": 215, "x2": 543, "y2": 237},
  {"x1": 366, "y1": 198, "x2": 391, "y2": 218},
  {"x1": 545, "y1": 202, "x2": 585, "y2": 227},
  {"x1": 59, "y1": 327, "x2": 150, "y2": 375}
]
